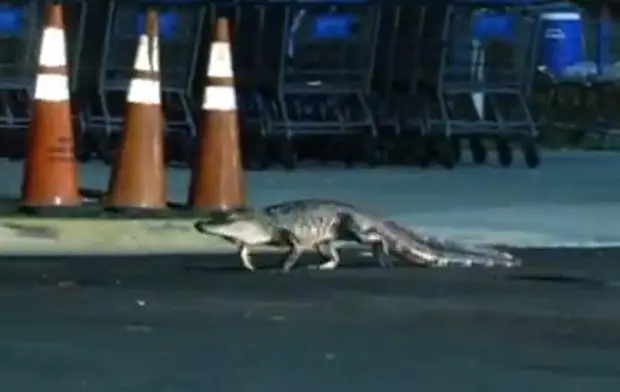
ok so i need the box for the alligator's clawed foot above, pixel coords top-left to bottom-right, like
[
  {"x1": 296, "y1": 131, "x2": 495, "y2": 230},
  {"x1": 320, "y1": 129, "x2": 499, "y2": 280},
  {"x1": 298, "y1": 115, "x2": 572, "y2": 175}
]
[
  {"x1": 307, "y1": 260, "x2": 339, "y2": 271},
  {"x1": 376, "y1": 254, "x2": 395, "y2": 269},
  {"x1": 502, "y1": 258, "x2": 522, "y2": 268},
  {"x1": 280, "y1": 265, "x2": 293, "y2": 274},
  {"x1": 317, "y1": 260, "x2": 339, "y2": 270}
]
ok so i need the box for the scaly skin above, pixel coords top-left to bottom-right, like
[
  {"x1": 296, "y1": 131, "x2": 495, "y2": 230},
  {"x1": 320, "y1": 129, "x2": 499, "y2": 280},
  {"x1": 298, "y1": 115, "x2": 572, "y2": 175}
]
[{"x1": 194, "y1": 199, "x2": 521, "y2": 272}]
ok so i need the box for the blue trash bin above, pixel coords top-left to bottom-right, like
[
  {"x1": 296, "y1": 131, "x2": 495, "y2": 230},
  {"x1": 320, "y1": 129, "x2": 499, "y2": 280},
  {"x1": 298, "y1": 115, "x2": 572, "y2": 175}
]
[
  {"x1": 595, "y1": 18, "x2": 613, "y2": 71},
  {"x1": 539, "y1": 11, "x2": 586, "y2": 75}
]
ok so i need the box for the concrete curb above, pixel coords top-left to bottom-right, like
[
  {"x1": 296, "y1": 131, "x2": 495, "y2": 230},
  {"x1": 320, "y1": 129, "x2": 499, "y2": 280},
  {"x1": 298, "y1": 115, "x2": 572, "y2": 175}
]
[{"x1": 0, "y1": 218, "x2": 245, "y2": 255}]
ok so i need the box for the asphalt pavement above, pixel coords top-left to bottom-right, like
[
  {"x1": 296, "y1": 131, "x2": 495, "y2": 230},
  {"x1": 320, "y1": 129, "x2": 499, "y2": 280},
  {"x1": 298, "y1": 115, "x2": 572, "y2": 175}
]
[{"x1": 0, "y1": 248, "x2": 618, "y2": 392}]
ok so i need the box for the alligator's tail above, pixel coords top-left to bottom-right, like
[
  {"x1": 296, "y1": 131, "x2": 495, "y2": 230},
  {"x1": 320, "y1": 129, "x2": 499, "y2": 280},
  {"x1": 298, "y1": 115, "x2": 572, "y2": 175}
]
[{"x1": 372, "y1": 219, "x2": 521, "y2": 268}]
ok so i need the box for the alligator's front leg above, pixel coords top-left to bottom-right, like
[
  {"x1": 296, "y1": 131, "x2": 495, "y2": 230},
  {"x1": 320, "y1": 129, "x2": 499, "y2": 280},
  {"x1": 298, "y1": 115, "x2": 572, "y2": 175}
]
[
  {"x1": 314, "y1": 241, "x2": 341, "y2": 270},
  {"x1": 238, "y1": 244, "x2": 256, "y2": 272}
]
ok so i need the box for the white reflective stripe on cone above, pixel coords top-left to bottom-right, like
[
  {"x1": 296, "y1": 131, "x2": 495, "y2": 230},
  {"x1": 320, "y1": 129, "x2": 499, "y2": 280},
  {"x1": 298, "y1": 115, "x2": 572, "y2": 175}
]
[
  {"x1": 133, "y1": 35, "x2": 160, "y2": 72},
  {"x1": 38, "y1": 27, "x2": 67, "y2": 67},
  {"x1": 127, "y1": 78, "x2": 161, "y2": 104},
  {"x1": 207, "y1": 42, "x2": 233, "y2": 78},
  {"x1": 34, "y1": 73, "x2": 70, "y2": 101},
  {"x1": 202, "y1": 86, "x2": 236, "y2": 111}
]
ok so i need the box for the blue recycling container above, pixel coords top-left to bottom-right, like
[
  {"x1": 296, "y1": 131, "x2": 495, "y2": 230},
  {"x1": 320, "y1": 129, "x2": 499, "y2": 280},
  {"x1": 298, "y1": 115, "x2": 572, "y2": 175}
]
[
  {"x1": 539, "y1": 11, "x2": 585, "y2": 74},
  {"x1": 595, "y1": 18, "x2": 612, "y2": 69}
]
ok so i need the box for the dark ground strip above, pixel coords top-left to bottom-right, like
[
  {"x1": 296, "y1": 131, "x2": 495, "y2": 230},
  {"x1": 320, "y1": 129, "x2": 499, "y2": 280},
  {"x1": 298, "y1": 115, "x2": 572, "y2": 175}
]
[{"x1": 0, "y1": 248, "x2": 617, "y2": 392}]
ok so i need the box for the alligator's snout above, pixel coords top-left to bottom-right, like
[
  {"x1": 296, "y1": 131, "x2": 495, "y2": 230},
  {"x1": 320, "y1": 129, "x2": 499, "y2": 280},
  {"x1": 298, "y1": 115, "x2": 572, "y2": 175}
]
[
  {"x1": 194, "y1": 219, "x2": 274, "y2": 246},
  {"x1": 194, "y1": 220, "x2": 213, "y2": 234}
]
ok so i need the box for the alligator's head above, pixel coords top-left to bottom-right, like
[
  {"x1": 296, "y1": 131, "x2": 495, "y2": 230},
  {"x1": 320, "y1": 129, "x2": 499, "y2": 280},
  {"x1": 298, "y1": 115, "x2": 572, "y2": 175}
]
[{"x1": 194, "y1": 209, "x2": 276, "y2": 246}]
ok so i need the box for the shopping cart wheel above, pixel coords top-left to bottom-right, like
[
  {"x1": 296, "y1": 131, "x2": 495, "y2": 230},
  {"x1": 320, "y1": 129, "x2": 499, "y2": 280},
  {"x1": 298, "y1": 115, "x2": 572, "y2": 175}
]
[
  {"x1": 413, "y1": 135, "x2": 433, "y2": 168},
  {"x1": 450, "y1": 136, "x2": 461, "y2": 163},
  {"x1": 101, "y1": 149, "x2": 115, "y2": 166},
  {"x1": 344, "y1": 157, "x2": 356, "y2": 167},
  {"x1": 244, "y1": 136, "x2": 271, "y2": 170},
  {"x1": 7, "y1": 142, "x2": 24, "y2": 161},
  {"x1": 6, "y1": 132, "x2": 24, "y2": 161},
  {"x1": 397, "y1": 138, "x2": 418, "y2": 166},
  {"x1": 362, "y1": 135, "x2": 379, "y2": 167},
  {"x1": 7, "y1": 150, "x2": 23, "y2": 162},
  {"x1": 258, "y1": 152, "x2": 272, "y2": 169},
  {"x1": 522, "y1": 137, "x2": 540, "y2": 168},
  {"x1": 342, "y1": 137, "x2": 356, "y2": 167},
  {"x1": 469, "y1": 137, "x2": 487, "y2": 164},
  {"x1": 315, "y1": 138, "x2": 332, "y2": 164},
  {"x1": 164, "y1": 132, "x2": 181, "y2": 166},
  {"x1": 376, "y1": 136, "x2": 395, "y2": 165},
  {"x1": 394, "y1": 141, "x2": 412, "y2": 166},
  {"x1": 253, "y1": 139, "x2": 271, "y2": 170},
  {"x1": 75, "y1": 145, "x2": 92, "y2": 163},
  {"x1": 74, "y1": 131, "x2": 93, "y2": 163},
  {"x1": 182, "y1": 136, "x2": 196, "y2": 168},
  {"x1": 278, "y1": 137, "x2": 297, "y2": 170},
  {"x1": 496, "y1": 138, "x2": 513, "y2": 167},
  {"x1": 100, "y1": 133, "x2": 120, "y2": 166},
  {"x1": 164, "y1": 147, "x2": 174, "y2": 166},
  {"x1": 436, "y1": 136, "x2": 457, "y2": 169}
]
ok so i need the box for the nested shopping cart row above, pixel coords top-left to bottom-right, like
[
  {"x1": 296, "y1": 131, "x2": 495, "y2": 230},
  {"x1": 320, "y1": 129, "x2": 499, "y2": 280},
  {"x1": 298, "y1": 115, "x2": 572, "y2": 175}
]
[{"x1": 0, "y1": 0, "x2": 563, "y2": 168}]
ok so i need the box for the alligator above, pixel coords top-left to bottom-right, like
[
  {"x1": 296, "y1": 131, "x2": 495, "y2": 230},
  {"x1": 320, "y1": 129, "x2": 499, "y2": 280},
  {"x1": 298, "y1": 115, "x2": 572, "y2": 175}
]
[{"x1": 194, "y1": 199, "x2": 520, "y2": 272}]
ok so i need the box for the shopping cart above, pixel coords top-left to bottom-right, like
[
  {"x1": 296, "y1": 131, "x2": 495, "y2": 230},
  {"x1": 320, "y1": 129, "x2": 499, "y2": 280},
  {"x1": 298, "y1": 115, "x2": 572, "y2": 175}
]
[
  {"x1": 418, "y1": 0, "x2": 541, "y2": 168},
  {"x1": 0, "y1": 0, "x2": 86, "y2": 161},
  {"x1": 263, "y1": 0, "x2": 381, "y2": 169},
  {"x1": 84, "y1": 0, "x2": 205, "y2": 165}
]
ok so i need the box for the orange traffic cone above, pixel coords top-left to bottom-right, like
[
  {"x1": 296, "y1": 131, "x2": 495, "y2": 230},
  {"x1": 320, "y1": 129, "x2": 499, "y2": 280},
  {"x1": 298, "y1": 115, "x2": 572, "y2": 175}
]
[
  {"x1": 20, "y1": 4, "x2": 81, "y2": 212},
  {"x1": 187, "y1": 18, "x2": 245, "y2": 211},
  {"x1": 105, "y1": 10, "x2": 166, "y2": 211}
]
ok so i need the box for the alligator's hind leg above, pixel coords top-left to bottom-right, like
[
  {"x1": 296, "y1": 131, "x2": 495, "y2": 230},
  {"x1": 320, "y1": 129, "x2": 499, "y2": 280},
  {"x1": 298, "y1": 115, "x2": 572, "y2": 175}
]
[
  {"x1": 352, "y1": 228, "x2": 394, "y2": 268},
  {"x1": 339, "y1": 215, "x2": 393, "y2": 268},
  {"x1": 370, "y1": 239, "x2": 394, "y2": 268},
  {"x1": 314, "y1": 241, "x2": 341, "y2": 270},
  {"x1": 281, "y1": 241, "x2": 304, "y2": 273}
]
